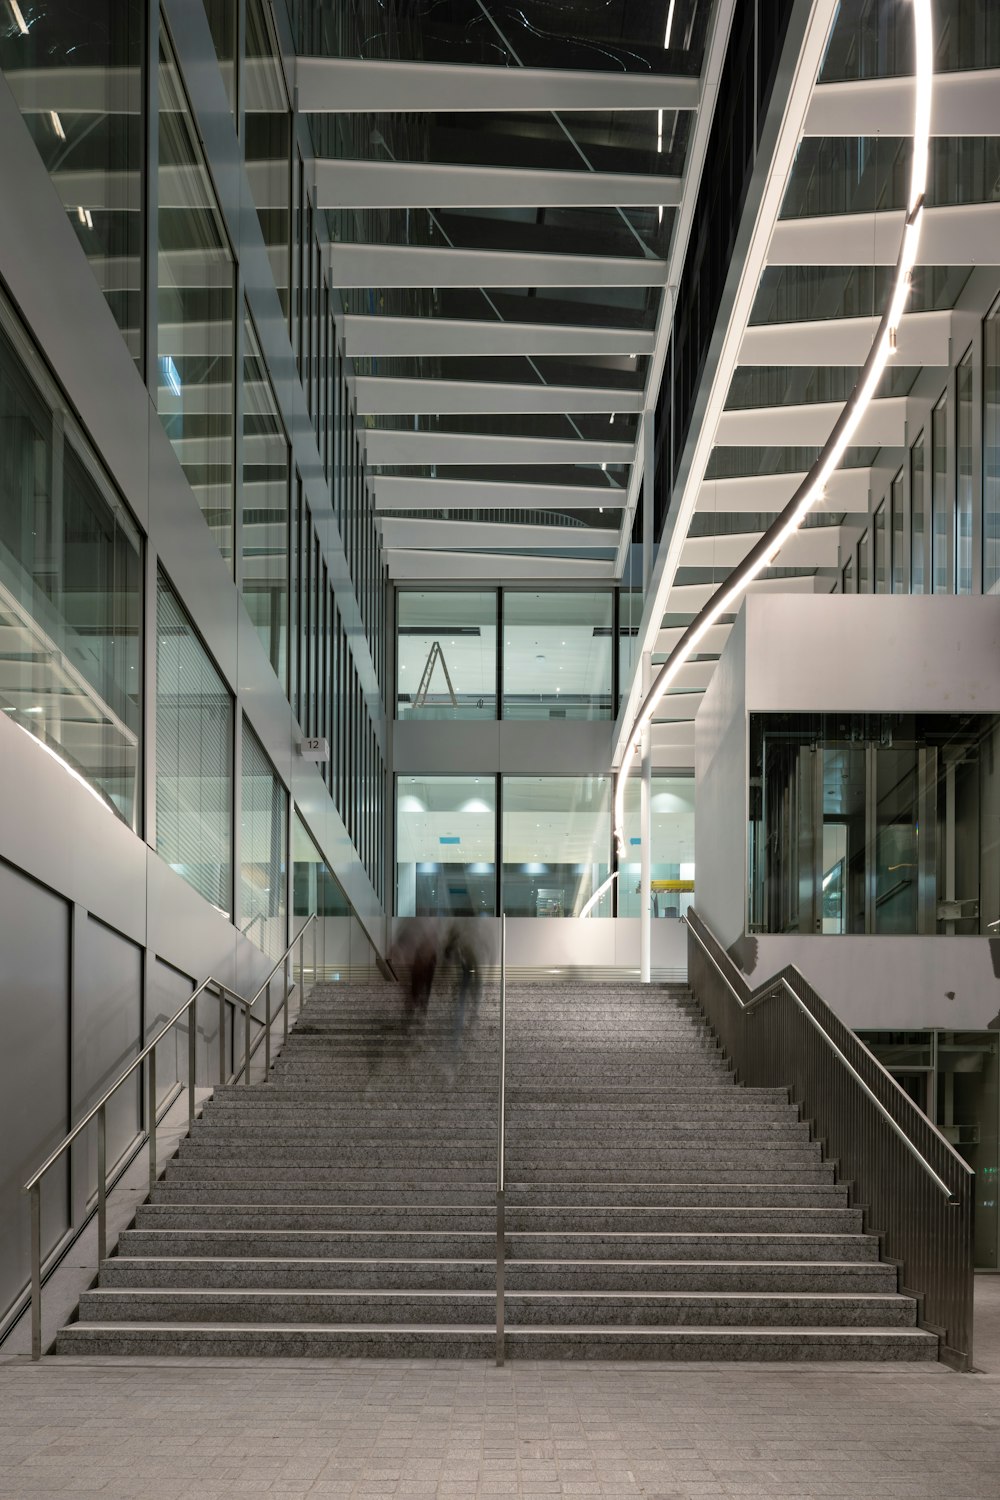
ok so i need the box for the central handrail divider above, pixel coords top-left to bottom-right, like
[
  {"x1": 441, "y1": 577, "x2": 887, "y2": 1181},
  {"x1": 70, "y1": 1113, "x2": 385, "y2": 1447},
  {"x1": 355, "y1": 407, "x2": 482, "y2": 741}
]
[
  {"x1": 496, "y1": 913, "x2": 507, "y2": 1367},
  {"x1": 684, "y1": 907, "x2": 975, "y2": 1369},
  {"x1": 22, "y1": 912, "x2": 319, "y2": 1361}
]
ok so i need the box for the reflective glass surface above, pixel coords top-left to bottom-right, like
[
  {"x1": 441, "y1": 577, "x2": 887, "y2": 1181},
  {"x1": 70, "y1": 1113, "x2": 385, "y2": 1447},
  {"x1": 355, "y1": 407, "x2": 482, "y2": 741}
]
[
  {"x1": 0, "y1": 0, "x2": 145, "y2": 365},
  {"x1": 246, "y1": 0, "x2": 291, "y2": 318},
  {"x1": 781, "y1": 138, "x2": 1000, "y2": 221},
  {"x1": 397, "y1": 592, "x2": 497, "y2": 720},
  {"x1": 155, "y1": 573, "x2": 233, "y2": 915},
  {"x1": 157, "y1": 32, "x2": 236, "y2": 564},
  {"x1": 911, "y1": 430, "x2": 927, "y2": 595},
  {"x1": 751, "y1": 266, "x2": 972, "y2": 326},
  {"x1": 957, "y1": 346, "x2": 974, "y2": 594},
  {"x1": 932, "y1": 394, "x2": 950, "y2": 594},
  {"x1": 618, "y1": 776, "x2": 695, "y2": 918},
  {"x1": 396, "y1": 775, "x2": 496, "y2": 917},
  {"x1": 502, "y1": 776, "x2": 610, "y2": 918},
  {"x1": 242, "y1": 315, "x2": 288, "y2": 687},
  {"x1": 0, "y1": 303, "x2": 141, "y2": 828},
  {"x1": 240, "y1": 721, "x2": 287, "y2": 960},
  {"x1": 749, "y1": 712, "x2": 1000, "y2": 937},
  {"x1": 820, "y1": 0, "x2": 1000, "y2": 80},
  {"x1": 874, "y1": 503, "x2": 888, "y2": 593},
  {"x1": 985, "y1": 300, "x2": 1000, "y2": 592},
  {"x1": 502, "y1": 591, "x2": 613, "y2": 720},
  {"x1": 891, "y1": 469, "x2": 905, "y2": 594},
  {"x1": 203, "y1": 0, "x2": 237, "y2": 115}
]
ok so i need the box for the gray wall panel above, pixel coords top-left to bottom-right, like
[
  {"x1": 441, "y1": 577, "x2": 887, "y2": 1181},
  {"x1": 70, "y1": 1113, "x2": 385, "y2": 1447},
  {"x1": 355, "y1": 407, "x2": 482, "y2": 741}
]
[{"x1": 0, "y1": 864, "x2": 70, "y2": 1318}]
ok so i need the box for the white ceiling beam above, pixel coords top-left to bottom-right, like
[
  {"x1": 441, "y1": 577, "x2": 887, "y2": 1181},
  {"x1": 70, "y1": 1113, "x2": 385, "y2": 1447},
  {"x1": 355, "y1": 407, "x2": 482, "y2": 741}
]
[
  {"x1": 680, "y1": 524, "x2": 841, "y2": 570},
  {"x1": 386, "y1": 549, "x2": 615, "y2": 581},
  {"x1": 315, "y1": 159, "x2": 683, "y2": 210},
  {"x1": 374, "y1": 476, "x2": 623, "y2": 511},
  {"x1": 296, "y1": 56, "x2": 702, "y2": 114},
  {"x1": 330, "y1": 243, "x2": 668, "y2": 289},
  {"x1": 343, "y1": 315, "x2": 655, "y2": 359},
  {"x1": 739, "y1": 309, "x2": 952, "y2": 367},
  {"x1": 4, "y1": 66, "x2": 141, "y2": 114},
  {"x1": 767, "y1": 201, "x2": 1000, "y2": 267},
  {"x1": 354, "y1": 376, "x2": 643, "y2": 416},
  {"x1": 379, "y1": 517, "x2": 618, "y2": 550},
  {"x1": 714, "y1": 395, "x2": 908, "y2": 447},
  {"x1": 696, "y1": 467, "x2": 870, "y2": 514},
  {"x1": 804, "y1": 68, "x2": 1000, "y2": 137},
  {"x1": 363, "y1": 430, "x2": 633, "y2": 466}
]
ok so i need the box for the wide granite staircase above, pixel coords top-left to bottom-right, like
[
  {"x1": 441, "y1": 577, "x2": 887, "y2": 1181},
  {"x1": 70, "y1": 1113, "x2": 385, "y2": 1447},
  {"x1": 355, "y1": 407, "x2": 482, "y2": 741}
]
[{"x1": 58, "y1": 977, "x2": 938, "y2": 1360}]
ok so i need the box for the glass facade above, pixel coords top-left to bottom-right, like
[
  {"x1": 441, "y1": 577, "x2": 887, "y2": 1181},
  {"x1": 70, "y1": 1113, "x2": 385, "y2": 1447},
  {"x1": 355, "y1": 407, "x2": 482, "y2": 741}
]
[
  {"x1": 242, "y1": 314, "x2": 288, "y2": 686},
  {"x1": 157, "y1": 29, "x2": 236, "y2": 565},
  {"x1": 910, "y1": 431, "x2": 927, "y2": 595},
  {"x1": 397, "y1": 593, "x2": 497, "y2": 720},
  {"x1": 748, "y1": 712, "x2": 1000, "y2": 938},
  {"x1": 240, "y1": 721, "x2": 287, "y2": 960},
  {"x1": 986, "y1": 296, "x2": 1000, "y2": 592},
  {"x1": 618, "y1": 776, "x2": 696, "y2": 919},
  {"x1": 0, "y1": 300, "x2": 142, "y2": 828},
  {"x1": 0, "y1": 0, "x2": 145, "y2": 366},
  {"x1": 245, "y1": 0, "x2": 291, "y2": 318},
  {"x1": 890, "y1": 470, "x2": 905, "y2": 593},
  {"x1": 155, "y1": 572, "x2": 233, "y2": 916},
  {"x1": 503, "y1": 592, "x2": 613, "y2": 721},
  {"x1": 396, "y1": 776, "x2": 496, "y2": 918},
  {"x1": 957, "y1": 346, "x2": 974, "y2": 594},
  {"x1": 502, "y1": 777, "x2": 611, "y2": 918}
]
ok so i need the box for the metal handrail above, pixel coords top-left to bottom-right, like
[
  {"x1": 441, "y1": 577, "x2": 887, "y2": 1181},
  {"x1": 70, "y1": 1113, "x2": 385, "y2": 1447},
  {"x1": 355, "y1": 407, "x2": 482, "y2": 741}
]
[
  {"x1": 495, "y1": 913, "x2": 507, "y2": 1368},
  {"x1": 685, "y1": 921, "x2": 958, "y2": 1199},
  {"x1": 684, "y1": 907, "x2": 975, "y2": 1369},
  {"x1": 22, "y1": 912, "x2": 319, "y2": 1360}
]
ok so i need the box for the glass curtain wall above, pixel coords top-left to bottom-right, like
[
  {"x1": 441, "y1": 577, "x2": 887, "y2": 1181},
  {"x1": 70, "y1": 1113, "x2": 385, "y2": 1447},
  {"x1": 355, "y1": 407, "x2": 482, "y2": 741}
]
[
  {"x1": 748, "y1": 711, "x2": 1000, "y2": 937},
  {"x1": 397, "y1": 592, "x2": 497, "y2": 719},
  {"x1": 503, "y1": 592, "x2": 613, "y2": 720},
  {"x1": 910, "y1": 431, "x2": 927, "y2": 594},
  {"x1": 242, "y1": 314, "x2": 288, "y2": 686},
  {"x1": 203, "y1": 0, "x2": 237, "y2": 116},
  {"x1": 157, "y1": 29, "x2": 235, "y2": 565},
  {"x1": 857, "y1": 531, "x2": 869, "y2": 592},
  {"x1": 0, "y1": 303, "x2": 142, "y2": 827},
  {"x1": 245, "y1": 0, "x2": 291, "y2": 319},
  {"x1": 396, "y1": 776, "x2": 496, "y2": 917},
  {"x1": 957, "y1": 346, "x2": 974, "y2": 594},
  {"x1": 502, "y1": 776, "x2": 611, "y2": 917},
  {"x1": 155, "y1": 573, "x2": 233, "y2": 915},
  {"x1": 932, "y1": 393, "x2": 950, "y2": 593},
  {"x1": 873, "y1": 503, "x2": 888, "y2": 592},
  {"x1": 0, "y1": 0, "x2": 145, "y2": 366},
  {"x1": 240, "y1": 721, "x2": 287, "y2": 960},
  {"x1": 986, "y1": 298, "x2": 1000, "y2": 592},
  {"x1": 618, "y1": 776, "x2": 696, "y2": 918},
  {"x1": 890, "y1": 470, "x2": 905, "y2": 592}
]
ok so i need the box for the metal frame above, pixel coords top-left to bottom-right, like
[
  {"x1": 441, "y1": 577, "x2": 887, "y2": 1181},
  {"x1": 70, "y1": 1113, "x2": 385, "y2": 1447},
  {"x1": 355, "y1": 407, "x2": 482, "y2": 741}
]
[
  {"x1": 495, "y1": 914, "x2": 507, "y2": 1366},
  {"x1": 685, "y1": 907, "x2": 975, "y2": 1370},
  {"x1": 22, "y1": 913, "x2": 318, "y2": 1361}
]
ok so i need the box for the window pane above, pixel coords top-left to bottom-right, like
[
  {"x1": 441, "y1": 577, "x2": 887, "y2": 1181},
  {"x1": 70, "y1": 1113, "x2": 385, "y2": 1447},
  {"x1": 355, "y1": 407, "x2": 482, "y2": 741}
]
[
  {"x1": 156, "y1": 573, "x2": 232, "y2": 915},
  {"x1": 618, "y1": 776, "x2": 695, "y2": 918},
  {"x1": 240, "y1": 722, "x2": 287, "y2": 959},
  {"x1": 396, "y1": 776, "x2": 496, "y2": 917},
  {"x1": 910, "y1": 431, "x2": 926, "y2": 594},
  {"x1": 242, "y1": 315, "x2": 288, "y2": 686},
  {"x1": 957, "y1": 347, "x2": 974, "y2": 594},
  {"x1": 202, "y1": 0, "x2": 237, "y2": 115},
  {"x1": 397, "y1": 592, "x2": 497, "y2": 720},
  {"x1": 157, "y1": 32, "x2": 235, "y2": 565},
  {"x1": 932, "y1": 393, "x2": 950, "y2": 593},
  {"x1": 247, "y1": 0, "x2": 291, "y2": 318},
  {"x1": 857, "y1": 531, "x2": 869, "y2": 592},
  {"x1": 890, "y1": 469, "x2": 905, "y2": 593},
  {"x1": 0, "y1": 0, "x2": 145, "y2": 367},
  {"x1": 0, "y1": 309, "x2": 142, "y2": 828},
  {"x1": 873, "y1": 503, "x2": 888, "y2": 593},
  {"x1": 985, "y1": 300, "x2": 1000, "y2": 591},
  {"x1": 502, "y1": 776, "x2": 610, "y2": 918},
  {"x1": 842, "y1": 556, "x2": 854, "y2": 593},
  {"x1": 503, "y1": 592, "x2": 612, "y2": 720}
]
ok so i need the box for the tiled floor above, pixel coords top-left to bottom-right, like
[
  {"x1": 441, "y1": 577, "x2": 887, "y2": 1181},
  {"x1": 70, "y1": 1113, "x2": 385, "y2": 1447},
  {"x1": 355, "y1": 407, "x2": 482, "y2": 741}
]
[{"x1": 2, "y1": 1282, "x2": 999, "y2": 1499}]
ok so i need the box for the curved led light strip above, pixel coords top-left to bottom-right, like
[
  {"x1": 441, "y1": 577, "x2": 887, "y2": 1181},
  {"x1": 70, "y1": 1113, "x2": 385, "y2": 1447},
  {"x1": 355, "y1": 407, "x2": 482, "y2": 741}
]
[
  {"x1": 614, "y1": 0, "x2": 933, "y2": 860},
  {"x1": 580, "y1": 869, "x2": 618, "y2": 919}
]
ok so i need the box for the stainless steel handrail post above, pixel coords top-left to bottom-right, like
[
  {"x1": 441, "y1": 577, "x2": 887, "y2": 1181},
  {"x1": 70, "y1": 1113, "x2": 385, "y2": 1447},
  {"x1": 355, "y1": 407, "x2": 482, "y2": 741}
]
[
  {"x1": 264, "y1": 978, "x2": 271, "y2": 1075},
  {"x1": 299, "y1": 927, "x2": 305, "y2": 1001},
  {"x1": 496, "y1": 914, "x2": 507, "y2": 1367},
  {"x1": 30, "y1": 1184, "x2": 40, "y2": 1361},
  {"x1": 219, "y1": 987, "x2": 226, "y2": 1085},
  {"x1": 96, "y1": 1104, "x2": 107, "y2": 1264},
  {"x1": 188, "y1": 1002, "x2": 197, "y2": 1126},
  {"x1": 148, "y1": 1047, "x2": 157, "y2": 1194}
]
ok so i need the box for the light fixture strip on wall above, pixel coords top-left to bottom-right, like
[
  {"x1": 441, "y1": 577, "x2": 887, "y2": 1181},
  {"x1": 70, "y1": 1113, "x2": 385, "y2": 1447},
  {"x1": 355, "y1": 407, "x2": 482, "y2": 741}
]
[{"x1": 613, "y1": 0, "x2": 933, "y2": 857}]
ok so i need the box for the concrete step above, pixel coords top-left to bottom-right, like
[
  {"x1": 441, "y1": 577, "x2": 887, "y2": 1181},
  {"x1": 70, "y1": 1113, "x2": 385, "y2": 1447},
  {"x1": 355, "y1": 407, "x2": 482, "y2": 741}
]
[
  {"x1": 146, "y1": 1187, "x2": 852, "y2": 1214},
  {"x1": 76, "y1": 1285, "x2": 918, "y2": 1329},
  {"x1": 55, "y1": 1322, "x2": 938, "y2": 1361},
  {"x1": 99, "y1": 1255, "x2": 896, "y2": 1295},
  {"x1": 117, "y1": 1228, "x2": 879, "y2": 1263}
]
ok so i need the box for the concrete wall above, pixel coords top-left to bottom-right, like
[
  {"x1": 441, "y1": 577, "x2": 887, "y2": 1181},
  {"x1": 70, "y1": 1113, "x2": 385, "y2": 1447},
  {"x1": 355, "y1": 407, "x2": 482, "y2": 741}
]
[{"x1": 694, "y1": 594, "x2": 1000, "y2": 1028}]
